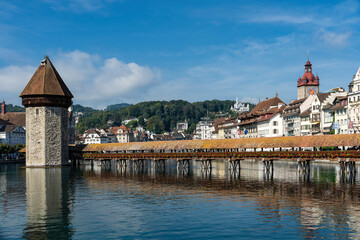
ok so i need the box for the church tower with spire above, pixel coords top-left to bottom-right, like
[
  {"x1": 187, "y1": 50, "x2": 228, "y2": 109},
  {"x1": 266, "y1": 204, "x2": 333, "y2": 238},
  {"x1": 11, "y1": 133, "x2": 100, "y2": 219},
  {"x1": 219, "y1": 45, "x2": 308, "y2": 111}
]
[
  {"x1": 20, "y1": 56, "x2": 73, "y2": 166},
  {"x1": 297, "y1": 60, "x2": 320, "y2": 99}
]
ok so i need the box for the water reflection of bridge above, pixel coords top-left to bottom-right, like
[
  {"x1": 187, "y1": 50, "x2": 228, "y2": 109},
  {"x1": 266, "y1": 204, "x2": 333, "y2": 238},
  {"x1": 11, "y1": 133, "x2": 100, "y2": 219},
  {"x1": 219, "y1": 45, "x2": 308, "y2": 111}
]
[{"x1": 81, "y1": 162, "x2": 360, "y2": 239}]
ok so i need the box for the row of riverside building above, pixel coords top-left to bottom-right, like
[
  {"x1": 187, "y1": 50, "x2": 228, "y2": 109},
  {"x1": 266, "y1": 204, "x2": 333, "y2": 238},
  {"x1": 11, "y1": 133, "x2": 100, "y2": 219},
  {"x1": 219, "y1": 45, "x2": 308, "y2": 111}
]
[
  {"x1": 0, "y1": 101, "x2": 26, "y2": 145},
  {"x1": 193, "y1": 60, "x2": 359, "y2": 140}
]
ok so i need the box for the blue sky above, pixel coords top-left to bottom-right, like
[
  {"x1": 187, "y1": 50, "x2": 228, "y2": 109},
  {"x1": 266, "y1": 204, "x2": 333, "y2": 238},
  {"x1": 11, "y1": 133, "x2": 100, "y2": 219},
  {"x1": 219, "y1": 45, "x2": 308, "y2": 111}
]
[{"x1": 0, "y1": 0, "x2": 360, "y2": 108}]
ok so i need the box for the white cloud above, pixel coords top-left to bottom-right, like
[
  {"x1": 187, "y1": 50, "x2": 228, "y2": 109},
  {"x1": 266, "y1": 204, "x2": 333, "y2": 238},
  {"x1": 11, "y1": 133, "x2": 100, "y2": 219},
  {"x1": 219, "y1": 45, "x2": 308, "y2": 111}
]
[
  {"x1": 93, "y1": 58, "x2": 160, "y2": 99},
  {"x1": 246, "y1": 14, "x2": 312, "y2": 24},
  {"x1": 44, "y1": 0, "x2": 121, "y2": 12},
  {"x1": 0, "y1": 50, "x2": 161, "y2": 108},
  {"x1": 0, "y1": 65, "x2": 35, "y2": 93},
  {"x1": 317, "y1": 29, "x2": 351, "y2": 47}
]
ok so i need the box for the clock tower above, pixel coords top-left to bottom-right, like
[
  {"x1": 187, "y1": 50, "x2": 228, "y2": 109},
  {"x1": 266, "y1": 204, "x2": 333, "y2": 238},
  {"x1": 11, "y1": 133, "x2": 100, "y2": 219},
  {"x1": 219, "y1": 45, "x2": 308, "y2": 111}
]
[{"x1": 297, "y1": 60, "x2": 319, "y2": 99}]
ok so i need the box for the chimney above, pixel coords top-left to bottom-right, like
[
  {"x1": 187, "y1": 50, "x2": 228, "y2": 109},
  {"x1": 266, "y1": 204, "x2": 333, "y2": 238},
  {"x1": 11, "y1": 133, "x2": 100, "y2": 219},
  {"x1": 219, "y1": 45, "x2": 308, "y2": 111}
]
[{"x1": 1, "y1": 100, "x2": 5, "y2": 115}]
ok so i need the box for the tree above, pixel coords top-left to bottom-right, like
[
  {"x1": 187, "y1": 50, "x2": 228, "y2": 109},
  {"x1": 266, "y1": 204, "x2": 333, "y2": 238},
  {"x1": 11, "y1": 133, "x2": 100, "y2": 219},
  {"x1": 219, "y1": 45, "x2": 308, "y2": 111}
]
[
  {"x1": 185, "y1": 123, "x2": 197, "y2": 134},
  {"x1": 126, "y1": 120, "x2": 138, "y2": 129},
  {"x1": 146, "y1": 116, "x2": 165, "y2": 134}
]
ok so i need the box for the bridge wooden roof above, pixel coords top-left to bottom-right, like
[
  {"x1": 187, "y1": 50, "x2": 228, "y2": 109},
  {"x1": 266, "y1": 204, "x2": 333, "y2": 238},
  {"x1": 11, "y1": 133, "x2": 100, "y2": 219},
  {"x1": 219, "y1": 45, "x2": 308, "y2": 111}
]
[{"x1": 83, "y1": 134, "x2": 360, "y2": 152}]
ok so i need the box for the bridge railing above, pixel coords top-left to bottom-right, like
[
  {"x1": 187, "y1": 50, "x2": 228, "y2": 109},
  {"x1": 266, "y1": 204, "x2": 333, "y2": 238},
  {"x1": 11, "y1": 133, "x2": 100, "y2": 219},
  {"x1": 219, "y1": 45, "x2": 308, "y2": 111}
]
[{"x1": 82, "y1": 150, "x2": 360, "y2": 161}]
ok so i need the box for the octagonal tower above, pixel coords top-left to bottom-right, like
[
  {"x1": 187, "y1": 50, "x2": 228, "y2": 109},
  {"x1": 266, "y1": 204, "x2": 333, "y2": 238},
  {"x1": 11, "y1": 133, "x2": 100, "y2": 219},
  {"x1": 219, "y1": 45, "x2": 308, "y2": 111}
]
[{"x1": 20, "y1": 56, "x2": 73, "y2": 166}]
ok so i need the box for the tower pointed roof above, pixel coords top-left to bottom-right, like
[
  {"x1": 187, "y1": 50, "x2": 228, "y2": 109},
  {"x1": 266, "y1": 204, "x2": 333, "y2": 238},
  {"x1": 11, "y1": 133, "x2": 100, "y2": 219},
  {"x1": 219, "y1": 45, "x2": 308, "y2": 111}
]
[{"x1": 20, "y1": 56, "x2": 73, "y2": 98}]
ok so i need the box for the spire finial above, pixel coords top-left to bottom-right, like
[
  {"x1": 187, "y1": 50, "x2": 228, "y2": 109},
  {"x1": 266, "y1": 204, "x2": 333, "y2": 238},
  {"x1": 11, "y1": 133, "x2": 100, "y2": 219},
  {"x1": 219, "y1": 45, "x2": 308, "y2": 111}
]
[{"x1": 307, "y1": 50, "x2": 309, "y2": 61}]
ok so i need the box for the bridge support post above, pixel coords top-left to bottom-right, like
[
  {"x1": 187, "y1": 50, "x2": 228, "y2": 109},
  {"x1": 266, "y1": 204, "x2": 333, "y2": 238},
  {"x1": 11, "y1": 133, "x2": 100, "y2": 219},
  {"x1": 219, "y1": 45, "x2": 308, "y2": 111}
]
[
  {"x1": 297, "y1": 158, "x2": 310, "y2": 173},
  {"x1": 177, "y1": 158, "x2": 190, "y2": 175},
  {"x1": 116, "y1": 159, "x2": 127, "y2": 170},
  {"x1": 338, "y1": 158, "x2": 356, "y2": 183},
  {"x1": 198, "y1": 158, "x2": 212, "y2": 170},
  {"x1": 228, "y1": 158, "x2": 241, "y2": 171},
  {"x1": 177, "y1": 159, "x2": 190, "y2": 170},
  {"x1": 339, "y1": 158, "x2": 356, "y2": 175},
  {"x1": 101, "y1": 159, "x2": 111, "y2": 167},
  {"x1": 153, "y1": 159, "x2": 166, "y2": 172},
  {"x1": 196, "y1": 158, "x2": 212, "y2": 178},
  {"x1": 262, "y1": 158, "x2": 274, "y2": 173},
  {"x1": 132, "y1": 158, "x2": 145, "y2": 171},
  {"x1": 228, "y1": 158, "x2": 241, "y2": 179}
]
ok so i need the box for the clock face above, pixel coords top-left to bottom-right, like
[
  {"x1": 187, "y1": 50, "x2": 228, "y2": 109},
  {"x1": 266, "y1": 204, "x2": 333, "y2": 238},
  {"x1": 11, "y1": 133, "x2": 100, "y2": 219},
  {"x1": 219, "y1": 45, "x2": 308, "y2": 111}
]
[{"x1": 308, "y1": 87, "x2": 316, "y2": 95}]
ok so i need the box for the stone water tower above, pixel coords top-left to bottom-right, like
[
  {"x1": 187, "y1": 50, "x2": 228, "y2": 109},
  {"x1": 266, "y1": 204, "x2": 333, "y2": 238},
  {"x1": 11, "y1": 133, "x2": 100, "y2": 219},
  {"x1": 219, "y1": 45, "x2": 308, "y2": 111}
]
[{"x1": 20, "y1": 56, "x2": 73, "y2": 166}]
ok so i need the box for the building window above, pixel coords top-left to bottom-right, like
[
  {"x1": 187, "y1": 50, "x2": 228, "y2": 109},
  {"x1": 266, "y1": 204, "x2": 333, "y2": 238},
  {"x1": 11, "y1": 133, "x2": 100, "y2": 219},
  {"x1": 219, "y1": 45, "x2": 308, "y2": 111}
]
[
  {"x1": 273, "y1": 121, "x2": 277, "y2": 126},
  {"x1": 273, "y1": 129, "x2": 278, "y2": 134}
]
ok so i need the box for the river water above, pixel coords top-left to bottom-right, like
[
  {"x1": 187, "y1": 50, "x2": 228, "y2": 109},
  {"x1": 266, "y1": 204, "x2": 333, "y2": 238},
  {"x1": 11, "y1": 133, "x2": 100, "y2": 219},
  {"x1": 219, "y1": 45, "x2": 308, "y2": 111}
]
[{"x1": 1, "y1": 159, "x2": 360, "y2": 239}]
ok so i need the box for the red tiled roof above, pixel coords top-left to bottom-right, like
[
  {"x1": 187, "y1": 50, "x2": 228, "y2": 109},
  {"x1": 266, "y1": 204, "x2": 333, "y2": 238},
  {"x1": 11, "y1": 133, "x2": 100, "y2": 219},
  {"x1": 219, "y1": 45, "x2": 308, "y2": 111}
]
[
  {"x1": 300, "y1": 108, "x2": 311, "y2": 117},
  {"x1": 109, "y1": 125, "x2": 129, "y2": 134},
  {"x1": 0, "y1": 118, "x2": 12, "y2": 126},
  {"x1": 251, "y1": 97, "x2": 285, "y2": 114},
  {"x1": 317, "y1": 92, "x2": 331, "y2": 103},
  {"x1": 84, "y1": 129, "x2": 101, "y2": 136},
  {"x1": 0, "y1": 112, "x2": 26, "y2": 126},
  {"x1": 297, "y1": 60, "x2": 319, "y2": 87},
  {"x1": 257, "y1": 105, "x2": 285, "y2": 122}
]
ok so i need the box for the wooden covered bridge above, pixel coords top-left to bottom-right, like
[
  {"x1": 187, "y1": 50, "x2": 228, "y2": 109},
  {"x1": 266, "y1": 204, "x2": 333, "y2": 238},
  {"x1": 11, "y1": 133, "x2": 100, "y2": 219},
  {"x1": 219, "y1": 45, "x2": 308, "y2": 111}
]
[{"x1": 71, "y1": 134, "x2": 360, "y2": 174}]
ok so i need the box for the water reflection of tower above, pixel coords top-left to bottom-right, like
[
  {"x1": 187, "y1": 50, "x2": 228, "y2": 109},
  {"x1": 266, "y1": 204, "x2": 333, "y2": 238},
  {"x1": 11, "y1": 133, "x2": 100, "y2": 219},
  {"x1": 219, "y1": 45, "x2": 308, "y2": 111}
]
[{"x1": 23, "y1": 168, "x2": 74, "y2": 240}]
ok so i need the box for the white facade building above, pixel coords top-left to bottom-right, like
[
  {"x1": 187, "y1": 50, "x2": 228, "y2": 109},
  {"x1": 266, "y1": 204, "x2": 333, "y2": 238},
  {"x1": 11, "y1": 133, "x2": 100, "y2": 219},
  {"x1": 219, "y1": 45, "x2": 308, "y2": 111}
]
[
  {"x1": 176, "y1": 120, "x2": 188, "y2": 133},
  {"x1": 309, "y1": 90, "x2": 347, "y2": 135},
  {"x1": 193, "y1": 118, "x2": 214, "y2": 140},
  {"x1": 84, "y1": 129, "x2": 109, "y2": 144},
  {"x1": 300, "y1": 109, "x2": 311, "y2": 136},
  {"x1": 331, "y1": 96, "x2": 348, "y2": 134},
  {"x1": 257, "y1": 110, "x2": 284, "y2": 137},
  {"x1": 0, "y1": 125, "x2": 26, "y2": 145},
  {"x1": 230, "y1": 97, "x2": 250, "y2": 113},
  {"x1": 348, "y1": 67, "x2": 360, "y2": 133}
]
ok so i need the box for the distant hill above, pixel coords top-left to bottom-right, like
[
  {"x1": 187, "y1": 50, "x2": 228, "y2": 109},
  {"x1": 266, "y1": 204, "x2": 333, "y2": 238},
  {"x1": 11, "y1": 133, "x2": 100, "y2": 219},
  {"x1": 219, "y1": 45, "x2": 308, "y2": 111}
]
[
  {"x1": 75, "y1": 99, "x2": 241, "y2": 134},
  {"x1": 106, "y1": 103, "x2": 131, "y2": 111},
  {"x1": 5, "y1": 104, "x2": 25, "y2": 112},
  {"x1": 72, "y1": 104, "x2": 96, "y2": 113}
]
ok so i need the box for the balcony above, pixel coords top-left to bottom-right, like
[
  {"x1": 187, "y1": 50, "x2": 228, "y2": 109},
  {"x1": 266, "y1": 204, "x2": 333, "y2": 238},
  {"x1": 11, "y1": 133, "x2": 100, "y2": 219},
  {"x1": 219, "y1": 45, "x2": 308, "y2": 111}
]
[{"x1": 311, "y1": 127, "x2": 320, "y2": 133}]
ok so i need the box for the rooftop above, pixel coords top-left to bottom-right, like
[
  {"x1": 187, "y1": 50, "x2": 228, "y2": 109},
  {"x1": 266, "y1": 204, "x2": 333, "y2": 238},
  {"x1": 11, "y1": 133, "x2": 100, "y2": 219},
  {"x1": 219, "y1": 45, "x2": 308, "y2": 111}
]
[{"x1": 20, "y1": 56, "x2": 73, "y2": 98}]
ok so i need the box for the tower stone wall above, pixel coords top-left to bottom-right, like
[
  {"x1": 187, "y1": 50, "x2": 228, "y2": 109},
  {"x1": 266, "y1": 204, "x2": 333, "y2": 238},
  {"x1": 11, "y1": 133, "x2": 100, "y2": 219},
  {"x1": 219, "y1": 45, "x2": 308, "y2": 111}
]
[{"x1": 26, "y1": 106, "x2": 69, "y2": 166}]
